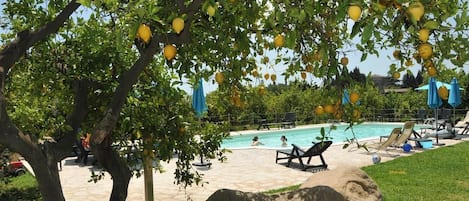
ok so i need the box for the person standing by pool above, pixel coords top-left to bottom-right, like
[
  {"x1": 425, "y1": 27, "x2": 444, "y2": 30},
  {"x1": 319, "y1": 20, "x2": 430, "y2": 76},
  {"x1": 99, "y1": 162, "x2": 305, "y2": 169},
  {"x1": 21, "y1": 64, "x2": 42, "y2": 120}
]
[
  {"x1": 280, "y1": 135, "x2": 288, "y2": 147},
  {"x1": 251, "y1": 136, "x2": 264, "y2": 146}
]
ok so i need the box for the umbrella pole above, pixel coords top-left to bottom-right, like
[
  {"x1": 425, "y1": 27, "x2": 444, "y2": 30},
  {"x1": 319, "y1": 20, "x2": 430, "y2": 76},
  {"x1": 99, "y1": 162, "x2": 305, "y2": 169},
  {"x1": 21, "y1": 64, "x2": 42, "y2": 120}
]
[{"x1": 453, "y1": 108, "x2": 456, "y2": 125}]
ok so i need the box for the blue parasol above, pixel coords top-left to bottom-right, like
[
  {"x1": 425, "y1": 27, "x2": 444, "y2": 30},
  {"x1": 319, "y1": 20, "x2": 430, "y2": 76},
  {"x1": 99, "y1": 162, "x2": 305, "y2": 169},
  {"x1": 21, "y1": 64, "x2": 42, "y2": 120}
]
[
  {"x1": 428, "y1": 77, "x2": 443, "y2": 109},
  {"x1": 448, "y1": 77, "x2": 462, "y2": 124},
  {"x1": 428, "y1": 77, "x2": 443, "y2": 130},
  {"x1": 342, "y1": 89, "x2": 350, "y2": 105},
  {"x1": 191, "y1": 79, "x2": 211, "y2": 167},
  {"x1": 192, "y1": 78, "x2": 208, "y2": 118},
  {"x1": 416, "y1": 81, "x2": 453, "y2": 91}
]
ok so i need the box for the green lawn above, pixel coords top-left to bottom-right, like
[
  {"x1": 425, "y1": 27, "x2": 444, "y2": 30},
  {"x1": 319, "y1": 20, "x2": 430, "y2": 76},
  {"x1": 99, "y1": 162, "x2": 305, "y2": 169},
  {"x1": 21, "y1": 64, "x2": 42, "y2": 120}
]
[
  {"x1": 0, "y1": 172, "x2": 41, "y2": 200},
  {"x1": 265, "y1": 141, "x2": 469, "y2": 200},
  {"x1": 362, "y1": 141, "x2": 469, "y2": 201}
]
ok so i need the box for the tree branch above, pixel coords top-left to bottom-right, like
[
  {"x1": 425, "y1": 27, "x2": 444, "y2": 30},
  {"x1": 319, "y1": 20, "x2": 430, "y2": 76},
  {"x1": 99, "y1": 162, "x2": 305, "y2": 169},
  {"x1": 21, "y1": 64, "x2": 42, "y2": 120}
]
[{"x1": 0, "y1": 1, "x2": 80, "y2": 75}]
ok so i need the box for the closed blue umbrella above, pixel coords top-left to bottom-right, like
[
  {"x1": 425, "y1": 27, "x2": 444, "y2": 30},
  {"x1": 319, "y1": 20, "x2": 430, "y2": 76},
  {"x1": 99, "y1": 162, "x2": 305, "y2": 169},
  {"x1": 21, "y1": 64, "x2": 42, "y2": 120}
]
[
  {"x1": 192, "y1": 79, "x2": 211, "y2": 167},
  {"x1": 448, "y1": 77, "x2": 462, "y2": 123},
  {"x1": 428, "y1": 77, "x2": 442, "y2": 131},
  {"x1": 192, "y1": 79, "x2": 207, "y2": 118},
  {"x1": 428, "y1": 77, "x2": 443, "y2": 109},
  {"x1": 342, "y1": 89, "x2": 350, "y2": 105}
]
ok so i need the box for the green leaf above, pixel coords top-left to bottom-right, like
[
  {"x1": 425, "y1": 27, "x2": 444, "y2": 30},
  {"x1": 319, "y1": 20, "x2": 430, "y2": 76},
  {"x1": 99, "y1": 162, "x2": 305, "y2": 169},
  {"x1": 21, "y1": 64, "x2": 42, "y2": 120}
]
[
  {"x1": 286, "y1": 31, "x2": 297, "y2": 49},
  {"x1": 423, "y1": 21, "x2": 440, "y2": 30},
  {"x1": 360, "y1": 52, "x2": 368, "y2": 61},
  {"x1": 77, "y1": 0, "x2": 92, "y2": 7},
  {"x1": 361, "y1": 24, "x2": 374, "y2": 43},
  {"x1": 350, "y1": 22, "x2": 361, "y2": 39}
]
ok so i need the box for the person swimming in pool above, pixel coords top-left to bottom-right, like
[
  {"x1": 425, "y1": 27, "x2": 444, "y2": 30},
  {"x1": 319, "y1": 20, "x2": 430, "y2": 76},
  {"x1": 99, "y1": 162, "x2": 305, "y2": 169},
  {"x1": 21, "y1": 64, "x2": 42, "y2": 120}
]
[
  {"x1": 280, "y1": 135, "x2": 288, "y2": 147},
  {"x1": 251, "y1": 136, "x2": 264, "y2": 146}
]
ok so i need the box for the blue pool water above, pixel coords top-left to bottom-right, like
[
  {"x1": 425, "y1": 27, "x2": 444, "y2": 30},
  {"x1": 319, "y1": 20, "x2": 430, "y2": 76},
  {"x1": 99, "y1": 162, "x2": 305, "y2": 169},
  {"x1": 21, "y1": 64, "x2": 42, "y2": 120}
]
[{"x1": 222, "y1": 122, "x2": 423, "y2": 149}]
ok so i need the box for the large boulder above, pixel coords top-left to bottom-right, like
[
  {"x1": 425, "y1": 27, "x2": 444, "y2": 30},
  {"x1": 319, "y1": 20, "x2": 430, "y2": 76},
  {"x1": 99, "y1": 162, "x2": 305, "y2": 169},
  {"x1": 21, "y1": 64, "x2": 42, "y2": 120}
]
[
  {"x1": 206, "y1": 189, "x2": 273, "y2": 201},
  {"x1": 300, "y1": 166, "x2": 382, "y2": 201},
  {"x1": 206, "y1": 186, "x2": 346, "y2": 201}
]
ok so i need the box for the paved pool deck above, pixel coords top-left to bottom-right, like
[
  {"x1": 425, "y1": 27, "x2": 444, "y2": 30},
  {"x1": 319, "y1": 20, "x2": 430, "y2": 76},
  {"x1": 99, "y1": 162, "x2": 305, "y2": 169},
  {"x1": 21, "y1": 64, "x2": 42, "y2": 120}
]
[{"x1": 53, "y1": 124, "x2": 469, "y2": 201}]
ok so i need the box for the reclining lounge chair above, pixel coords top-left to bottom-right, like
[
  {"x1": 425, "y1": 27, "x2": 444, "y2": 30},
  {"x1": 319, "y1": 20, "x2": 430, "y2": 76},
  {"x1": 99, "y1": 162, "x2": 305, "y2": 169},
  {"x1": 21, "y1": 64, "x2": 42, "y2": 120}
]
[
  {"x1": 373, "y1": 127, "x2": 402, "y2": 153},
  {"x1": 392, "y1": 121, "x2": 415, "y2": 147},
  {"x1": 276, "y1": 141, "x2": 332, "y2": 171}
]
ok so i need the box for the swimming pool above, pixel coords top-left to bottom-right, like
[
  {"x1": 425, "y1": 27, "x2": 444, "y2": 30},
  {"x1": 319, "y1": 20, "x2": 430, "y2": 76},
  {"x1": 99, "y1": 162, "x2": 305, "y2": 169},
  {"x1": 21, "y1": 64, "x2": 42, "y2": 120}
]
[{"x1": 222, "y1": 122, "x2": 423, "y2": 149}]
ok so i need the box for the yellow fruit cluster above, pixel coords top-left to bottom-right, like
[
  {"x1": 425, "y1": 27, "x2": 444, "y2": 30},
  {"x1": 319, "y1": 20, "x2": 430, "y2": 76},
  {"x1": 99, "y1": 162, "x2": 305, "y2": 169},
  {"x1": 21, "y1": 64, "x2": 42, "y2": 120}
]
[
  {"x1": 172, "y1": 17, "x2": 184, "y2": 34},
  {"x1": 164, "y1": 44, "x2": 177, "y2": 61},
  {"x1": 438, "y1": 86, "x2": 448, "y2": 100},
  {"x1": 347, "y1": 5, "x2": 362, "y2": 21},
  {"x1": 274, "y1": 34, "x2": 284, "y2": 48},
  {"x1": 137, "y1": 24, "x2": 151, "y2": 43},
  {"x1": 215, "y1": 72, "x2": 224, "y2": 85}
]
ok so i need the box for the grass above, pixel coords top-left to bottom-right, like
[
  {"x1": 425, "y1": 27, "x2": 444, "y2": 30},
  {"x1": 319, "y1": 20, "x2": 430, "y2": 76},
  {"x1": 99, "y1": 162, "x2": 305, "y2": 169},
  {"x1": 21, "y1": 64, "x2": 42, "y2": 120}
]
[
  {"x1": 263, "y1": 184, "x2": 301, "y2": 195},
  {"x1": 264, "y1": 141, "x2": 469, "y2": 200},
  {"x1": 0, "y1": 172, "x2": 41, "y2": 200},
  {"x1": 362, "y1": 141, "x2": 469, "y2": 201}
]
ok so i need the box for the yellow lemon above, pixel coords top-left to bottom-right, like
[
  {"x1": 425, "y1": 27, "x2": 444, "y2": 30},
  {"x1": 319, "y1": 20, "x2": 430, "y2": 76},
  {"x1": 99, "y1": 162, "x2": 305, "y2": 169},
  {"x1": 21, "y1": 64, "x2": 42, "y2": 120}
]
[
  {"x1": 418, "y1": 43, "x2": 433, "y2": 59},
  {"x1": 163, "y1": 44, "x2": 177, "y2": 61},
  {"x1": 231, "y1": 95, "x2": 242, "y2": 107},
  {"x1": 405, "y1": 59, "x2": 413, "y2": 67},
  {"x1": 408, "y1": 2, "x2": 425, "y2": 21},
  {"x1": 350, "y1": 92, "x2": 359, "y2": 104},
  {"x1": 274, "y1": 34, "x2": 284, "y2": 48},
  {"x1": 207, "y1": 5, "x2": 216, "y2": 17},
  {"x1": 324, "y1": 105, "x2": 334, "y2": 114},
  {"x1": 347, "y1": 5, "x2": 362, "y2": 21},
  {"x1": 392, "y1": 72, "x2": 401, "y2": 79},
  {"x1": 172, "y1": 17, "x2": 185, "y2": 34},
  {"x1": 315, "y1": 106, "x2": 324, "y2": 116},
  {"x1": 301, "y1": 72, "x2": 307, "y2": 80},
  {"x1": 438, "y1": 86, "x2": 448, "y2": 100},
  {"x1": 427, "y1": 66, "x2": 437, "y2": 77},
  {"x1": 259, "y1": 85, "x2": 266, "y2": 95},
  {"x1": 353, "y1": 109, "x2": 361, "y2": 120},
  {"x1": 393, "y1": 50, "x2": 401, "y2": 60},
  {"x1": 215, "y1": 72, "x2": 224, "y2": 85},
  {"x1": 178, "y1": 127, "x2": 186, "y2": 134},
  {"x1": 242, "y1": 70, "x2": 247, "y2": 77},
  {"x1": 137, "y1": 24, "x2": 151, "y2": 43},
  {"x1": 251, "y1": 69, "x2": 259, "y2": 77},
  {"x1": 341, "y1": 57, "x2": 349, "y2": 66},
  {"x1": 270, "y1": 74, "x2": 277, "y2": 82},
  {"x1": 418, "y1": 29, "x2": 430, "y2": 42}
]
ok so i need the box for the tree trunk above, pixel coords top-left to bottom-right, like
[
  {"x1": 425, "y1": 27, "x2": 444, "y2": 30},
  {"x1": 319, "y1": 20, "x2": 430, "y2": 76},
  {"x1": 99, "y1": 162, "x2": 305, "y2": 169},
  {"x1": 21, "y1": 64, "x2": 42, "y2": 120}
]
[
  {"x1": 93, "y1": 137, "x2": 132, "y2": 201},
  {"x1": 27, "y1": 150, "x2": 65, "y2": 201},
  {"x1": 0, "y1": 116, "x2": 67, "y2": 201},
  {"x1": 0, "y1": 78, "x2": 90, "y2": 201}
]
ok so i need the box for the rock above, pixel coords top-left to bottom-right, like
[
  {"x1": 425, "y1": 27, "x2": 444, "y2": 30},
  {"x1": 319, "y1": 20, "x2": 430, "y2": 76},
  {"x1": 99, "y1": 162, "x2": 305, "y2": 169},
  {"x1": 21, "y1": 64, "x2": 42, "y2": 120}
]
[
  {"x1": 206, "y1": 189, "x2": 273, "y2": 201},
  {"x1": 206, "y1": 186, "x2": 345, "y2": 201},
  {"x1": 276, "y1": 186, "x2": 346, "y2": 201},
  {"x1": 300, "y1": 166, "x2": 382, "y2": 201}
]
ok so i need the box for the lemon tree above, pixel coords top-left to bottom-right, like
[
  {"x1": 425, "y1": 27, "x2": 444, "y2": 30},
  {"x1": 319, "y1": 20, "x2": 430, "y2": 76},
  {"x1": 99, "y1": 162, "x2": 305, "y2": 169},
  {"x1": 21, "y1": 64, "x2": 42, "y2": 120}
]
[{"x1": 0, "y1": 0, "x2": 468, "y2": 201}]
